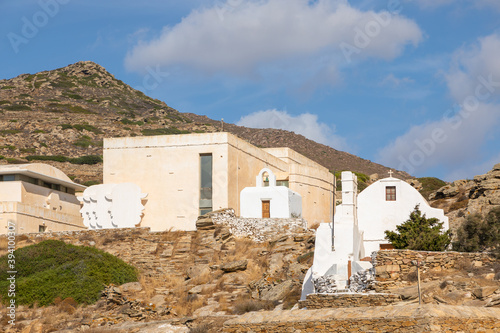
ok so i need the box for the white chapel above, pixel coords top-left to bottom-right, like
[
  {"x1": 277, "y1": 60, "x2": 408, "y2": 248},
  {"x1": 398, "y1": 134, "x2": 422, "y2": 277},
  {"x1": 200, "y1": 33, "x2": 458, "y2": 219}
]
[{"x1": 301, "y1": 171, "x2": 449, "y2": 298}]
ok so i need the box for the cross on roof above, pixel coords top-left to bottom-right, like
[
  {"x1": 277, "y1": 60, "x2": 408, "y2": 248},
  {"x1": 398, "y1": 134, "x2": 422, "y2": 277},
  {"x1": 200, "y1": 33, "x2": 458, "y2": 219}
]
[{"x1": 388, "y1": 170, "x2": 394, "y2": 178}]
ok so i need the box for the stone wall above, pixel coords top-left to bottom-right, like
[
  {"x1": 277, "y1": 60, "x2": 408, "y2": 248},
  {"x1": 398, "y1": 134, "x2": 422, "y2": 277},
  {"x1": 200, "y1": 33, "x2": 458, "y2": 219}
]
[
  {"x1": 223, "y1": 304, "x2": 500, "y2": 332},
  {"x1": 209, "y1": 209, "x2": 308, "y2": 242},
  {"x1": 373, "y1": 250, "x2": 497, "y2": 290},
  {"x1": 299, "y1": 293, "x2": 400, "y2": 309}
]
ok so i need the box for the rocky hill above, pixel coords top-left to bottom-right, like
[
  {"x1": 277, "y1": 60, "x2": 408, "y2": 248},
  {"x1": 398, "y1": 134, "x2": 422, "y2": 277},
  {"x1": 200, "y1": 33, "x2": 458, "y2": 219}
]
[
  {"x1": 428, "y1": 163, "x2": 500, "y2": 233},
  {"x1": 0, "y1": 61, "x2": 409, "y2": 185}
]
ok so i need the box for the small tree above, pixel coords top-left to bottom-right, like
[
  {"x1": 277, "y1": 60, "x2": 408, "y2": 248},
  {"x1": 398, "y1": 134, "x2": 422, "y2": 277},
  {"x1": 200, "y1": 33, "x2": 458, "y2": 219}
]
[
  {"x1": 452, "y1": 207, "x2": 500, "y2": 258},
  {"x1": 385, "y1": 205, "x2": 451, "y2": 251}
]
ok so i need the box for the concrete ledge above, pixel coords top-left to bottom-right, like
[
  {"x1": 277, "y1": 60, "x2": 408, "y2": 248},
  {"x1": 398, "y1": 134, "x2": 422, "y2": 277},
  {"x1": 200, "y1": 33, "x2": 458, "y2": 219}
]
[{"x1": 223, "y1": 304, "x2": 500, "y2": 332}]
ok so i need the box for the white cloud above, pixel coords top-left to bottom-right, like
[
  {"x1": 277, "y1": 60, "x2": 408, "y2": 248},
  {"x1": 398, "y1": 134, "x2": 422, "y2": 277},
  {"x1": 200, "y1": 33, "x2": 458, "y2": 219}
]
[
  {"x1": 380, "y1": 73, "x2": 414, "y2": 87},
  {"x1": 377, "y1": 33, "x2": 500, "y2": 179},
  {"x1": 446, "y1": 34, "x2": 500, "y2": 101},
  {"x1": 236, "y1": 109, "x2": 348, "y2": 150},
  {"x1": 125, "y1": 0, "x2": 422, "y2": 76}
]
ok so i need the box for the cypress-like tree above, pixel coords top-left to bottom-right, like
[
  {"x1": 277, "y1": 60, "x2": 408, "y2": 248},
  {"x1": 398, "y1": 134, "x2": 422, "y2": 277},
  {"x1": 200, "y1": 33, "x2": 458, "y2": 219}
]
[{"x1": 385, "y1": 205, "x2": 451, "y2": 251}]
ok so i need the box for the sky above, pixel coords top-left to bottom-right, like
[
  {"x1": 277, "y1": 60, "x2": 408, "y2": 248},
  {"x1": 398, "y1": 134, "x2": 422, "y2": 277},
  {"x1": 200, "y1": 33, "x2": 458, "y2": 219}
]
[{"x1": 1, "y1": 0, "x2": 500, "y2": 181}]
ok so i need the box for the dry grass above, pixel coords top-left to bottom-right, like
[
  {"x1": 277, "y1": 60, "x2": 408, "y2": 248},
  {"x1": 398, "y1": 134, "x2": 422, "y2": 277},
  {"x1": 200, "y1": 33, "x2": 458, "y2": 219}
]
[
  {"x1": 309, "y1": 222, "x2": 320, "y2": 230},
  {"x1": 231, "y1": 297, "x2": 276, "y2": 315}
]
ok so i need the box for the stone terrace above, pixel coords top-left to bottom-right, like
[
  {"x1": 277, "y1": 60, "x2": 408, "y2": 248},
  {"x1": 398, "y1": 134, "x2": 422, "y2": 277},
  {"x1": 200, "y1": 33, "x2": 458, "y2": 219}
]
[{"x1": 223, "y1": 304, "x2": 500, "y2": 332}]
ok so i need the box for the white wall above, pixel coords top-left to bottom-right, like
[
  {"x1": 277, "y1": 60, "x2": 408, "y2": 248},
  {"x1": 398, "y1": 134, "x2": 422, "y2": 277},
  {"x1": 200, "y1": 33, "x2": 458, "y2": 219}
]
[
  {"x1": 240, "y1": 186, "x2": 302, "y2": 218},
  {"x1": 357, "y1": 177, "x2": 449, "y2": 255},
  {"x1": 79, "y1": 183, "x2": 147, "y2": 229}
]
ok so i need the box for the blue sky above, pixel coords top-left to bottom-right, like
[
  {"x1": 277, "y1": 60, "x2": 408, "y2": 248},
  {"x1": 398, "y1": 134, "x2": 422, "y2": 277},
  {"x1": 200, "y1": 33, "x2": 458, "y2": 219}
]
[{"x1": 1, "y1": 0, "x2": 500, "y2": 181}]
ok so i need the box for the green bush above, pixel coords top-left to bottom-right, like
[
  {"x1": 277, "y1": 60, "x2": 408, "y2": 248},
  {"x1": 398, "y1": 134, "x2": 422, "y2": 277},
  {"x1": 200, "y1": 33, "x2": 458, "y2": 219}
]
[
  {"x1": 1, "y1": 86, "x2": 15, "y2": 90},
  {"x1": 73, "y1": 124, "x2": 102, "y2": 134},
  {"x1": 0, "y1": 129, "x2": 21, "y2": 135},
  {"x1": 70, "y1": 155, "x2": 102, "y2": 165},
  {"x1": 452, "y1": 207, "x2": 500, "y2": 258},
  {"x1": 63, "y1": 93, "x2": 83, "y2": 100},
  {"x1": 0, "y1": 240, "x2": 138, "y2": 306},
  {"x1": 3, "y1": 105, "x2": 31, "y2": 111},
  {"x1": 0, "y1": 145, "x2": 16, "y2": 151},
  {"x1": 25, "y1": 155, "x2": 103, "y2": 165},
  {"x1": 385, "y1": 205, "x2": 451, "y2": 251},
  {"x1": 73, "y1": 135, "x2": 93, "y2": 148},
  {"x1": 6, "y1": 158, "x2": 26, "y2": 164},
  {"x1": 418, "y1": 177, "x2": 447, "y2": 200},
  {"x1": 19, "y1": 148, "x2": 36, "y2": 154},
  {"x1": 26, "y1": 155, "x2": 68, "y2": 163}
]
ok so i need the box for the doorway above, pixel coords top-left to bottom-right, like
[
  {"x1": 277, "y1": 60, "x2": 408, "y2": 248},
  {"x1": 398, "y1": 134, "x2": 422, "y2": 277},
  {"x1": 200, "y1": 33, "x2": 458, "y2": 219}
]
[{"x1": 262, "y1": 200, "x2": 270, "y2": 218}]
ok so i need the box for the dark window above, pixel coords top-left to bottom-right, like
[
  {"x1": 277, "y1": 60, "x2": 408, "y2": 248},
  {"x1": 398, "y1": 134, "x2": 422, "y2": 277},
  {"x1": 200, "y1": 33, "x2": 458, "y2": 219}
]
[
  {"x1": 39, "y1": 225, "x2": 47, "y2": 232},
  {"x1": 386, "y1": 186, "x2": 396, "y2": 201},
  {"x1": 199, "y1": 154, "x2": 213, "y2": 215}
]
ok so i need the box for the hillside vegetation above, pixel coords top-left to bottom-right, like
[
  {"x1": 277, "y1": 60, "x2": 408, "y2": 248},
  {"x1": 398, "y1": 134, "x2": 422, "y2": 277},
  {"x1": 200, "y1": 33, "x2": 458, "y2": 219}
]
[
  {"x1": 0, "y1": 61, "x2": 410, "y2": 184},
  {"x1": 0, "y1": 240, "x2": 138, "y2": 306}
]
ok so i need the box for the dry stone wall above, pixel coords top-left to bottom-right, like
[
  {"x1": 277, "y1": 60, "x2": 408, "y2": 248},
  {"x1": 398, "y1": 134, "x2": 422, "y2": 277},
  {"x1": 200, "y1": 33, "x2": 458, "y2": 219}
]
[
  {"x1": 223, "y1": 304, "x2": 500, "y2": 332},
  {"x1": 299, "y1": 293, "x2": 400, "y2": 309},
  {"x1": 208, "y1": 209, "x2": 308, "y2": 242},
  {"x1": 373, "y1": 250, "x2": 497, "y2": 290}
]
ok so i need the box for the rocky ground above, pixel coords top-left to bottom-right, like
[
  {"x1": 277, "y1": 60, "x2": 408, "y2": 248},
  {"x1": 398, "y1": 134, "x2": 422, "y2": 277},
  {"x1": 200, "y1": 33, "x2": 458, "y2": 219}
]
[
  {"x1": 428, "y1": 163, "x2": 500, "y2": 233},
  {"x1": 0, "y1": 220, "x2": 315, "y2": 333},
  {"x1": 1, "y1": 218, "x2": 499, "y2": 332}
]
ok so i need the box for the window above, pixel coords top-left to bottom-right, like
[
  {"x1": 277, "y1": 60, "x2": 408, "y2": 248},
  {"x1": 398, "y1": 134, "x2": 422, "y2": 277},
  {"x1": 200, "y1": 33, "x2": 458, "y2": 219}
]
[
  {"x1": 386, "y1": 186, "x2": 396, "y2": 201},
  {"x1": 2, "y1": 175, "x2": 16, "y2": 181},
  {"x1": 199, "y1": 154, "x2": 213, "y2": 215},
  {"x1": 276, "y1": 180, "x2": 289, "y2": 187},
  {"x1": 39, "y1": 225, "x2": 47, "y2": 232}
]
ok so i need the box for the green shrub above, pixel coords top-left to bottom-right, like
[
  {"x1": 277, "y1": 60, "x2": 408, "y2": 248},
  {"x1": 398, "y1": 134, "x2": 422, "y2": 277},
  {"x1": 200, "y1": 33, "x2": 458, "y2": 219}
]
[
  {"x1": 32, "y1": 129, "x2": 46, "y2": 134},
  {"x1": 73, "y1": 135, "x2": 93, "y2": 148},
  {"x1": 70, "y1": 155, "x2": 102, "y2": 165},
  {"x1": 6, "y1": 158, "x2": 26, "y2": 164},
  {"x1": 334, "y1": 171, "x2": 370, "y2": 192},
  {"x1": 63, "y1": 93, "x2": 83, "y2": 100},
  {"x1": 1, "y1": 86, "x2": 15, "y2": 90},
  {"x1": 453, "y1": 207, "x2": 500, "y2": 258},
  {"x1": 59, "y1": 123, "x2": 73, "y2": 130},
  {"x1": 25, "y1": 155, "x2": 103, "y2": 165},
  {"x1": 418, "y1": 177, "x2": 447, "y2": 200},
  {"x1": 121, "y1": 118, "x2": 144, "y2": 126},
  {"x1": 0, "y1": 240, "x2": 138, "y2": 306},
  {"x1": 26, "y1": 155, "x2": 68, "y2": 163},
  {"x1": 0, "y1": 130, "x2": 21, "y2": 135},
  {"x1": 19, "y1": 148, "x2": 36, "y2": 154},
  {"x1": 0, "y1": 145, "x2": 16, "y2": 151},
  {"x1": 73, "y1": 124, "x2": 102, "y2": 134},
  {"x1": 385, "y1": 205, "x2": 451, "y2": 251},
  {"x1": 3, "y1": 105, "x2": 31, "y2": 111},
  {"x1": 0, "y1": 100, "x2": 10, "y2": 105}
]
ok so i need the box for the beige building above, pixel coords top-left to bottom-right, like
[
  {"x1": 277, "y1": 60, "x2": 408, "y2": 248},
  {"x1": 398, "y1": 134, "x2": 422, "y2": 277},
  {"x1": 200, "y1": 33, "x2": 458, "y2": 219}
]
[
  {"x1": 104, "y1": 132, "x2": 335, "y2": 231},
  {"x1": 0, "y1": 163, "x2": 86, "y2": 234}
]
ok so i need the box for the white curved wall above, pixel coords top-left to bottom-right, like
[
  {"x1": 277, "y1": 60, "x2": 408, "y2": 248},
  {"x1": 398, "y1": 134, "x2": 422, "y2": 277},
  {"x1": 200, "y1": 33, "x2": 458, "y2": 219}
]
[{"x1": 357, "y1": 177, "x2": 449, "y2": 255}]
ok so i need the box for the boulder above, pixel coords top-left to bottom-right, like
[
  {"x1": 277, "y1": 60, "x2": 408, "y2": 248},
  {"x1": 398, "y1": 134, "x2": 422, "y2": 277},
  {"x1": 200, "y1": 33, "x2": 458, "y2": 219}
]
[
  {"x1": 186, "y1": 264, "x2": 211, "y2": 280},
  {"x1": 221, "y1": 260, "x2": 248, "y2": 273},
  {"x1": 196, "y1": 217, "x2": 215, "y2": 230},
  {"x1": 472, "y1": 286, "x2": 498, "y2": 299},
  {"x1": 260, "y1": 280, "x2": 295, "y2": 302},
  {"x1": 120, "y1": 282, "x2": 143, "y2": 293}
]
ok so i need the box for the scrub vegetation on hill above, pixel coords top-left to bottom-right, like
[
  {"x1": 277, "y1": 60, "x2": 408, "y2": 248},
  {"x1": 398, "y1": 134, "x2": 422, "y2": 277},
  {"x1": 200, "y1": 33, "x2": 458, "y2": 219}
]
[{"x1": 0, "y1": 240, "x2": 138, "y2": 306}]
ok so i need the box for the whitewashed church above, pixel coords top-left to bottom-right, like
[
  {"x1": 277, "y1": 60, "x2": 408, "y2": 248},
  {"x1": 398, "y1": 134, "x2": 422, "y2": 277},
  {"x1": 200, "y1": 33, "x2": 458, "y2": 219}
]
[{"x1": 301, "y1": 171, "x2": 449, "y2": 298}]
